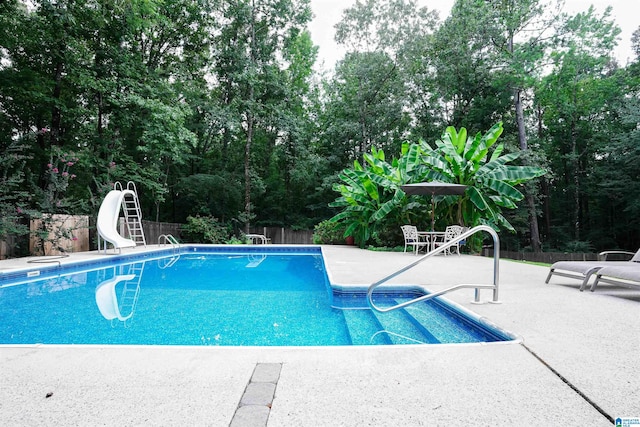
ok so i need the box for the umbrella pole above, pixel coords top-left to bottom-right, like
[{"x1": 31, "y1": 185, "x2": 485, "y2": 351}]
[{"x1": 431, "y1": 197, "x2": 435, "y2": 231}]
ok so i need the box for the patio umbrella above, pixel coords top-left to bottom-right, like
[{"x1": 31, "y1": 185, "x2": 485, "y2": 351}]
[{"x1": 400, "y1": 181, "x2": 468, "y2": 230}]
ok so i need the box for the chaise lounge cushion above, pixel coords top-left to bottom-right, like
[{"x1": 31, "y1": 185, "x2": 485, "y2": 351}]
[{"x1": 546, "y1": 249, "x2": 640, "y2": 291}]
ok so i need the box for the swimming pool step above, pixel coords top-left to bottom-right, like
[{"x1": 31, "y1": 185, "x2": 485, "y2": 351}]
[
  {"x1": 338, "y1": 294, "x2": 444, "y2": 345},
  {"x1": 395, "y1": 297, "x2": 492, "y2": 344},
  {"x1": 341, "y1": 309, "x2": 391, "y2": 345},
  {"x1": 372, "y1": 308, "x2": 439, "y2": 345}
]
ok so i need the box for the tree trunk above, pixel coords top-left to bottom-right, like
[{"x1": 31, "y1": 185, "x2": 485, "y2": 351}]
[
  {"x1": 514, "y1": 88, "x2": 542, "y2": 252},
  {"x1": 571, "y1": 120, "x2": 580, "y2": 241},
  {"x1": 50, "y1": 60, "x2": 64, "y2": 146},
  {"x1": 358, "y1": 79, "x2": 367, "y2": 163},
  {"x1": 244, "y1": 0, "x2": 256, "y2": 234},
  {"x1": 244, "y1": 107, "x2": 253, "y2": 234}
]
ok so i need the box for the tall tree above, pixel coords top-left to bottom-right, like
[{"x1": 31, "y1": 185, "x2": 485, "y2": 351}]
[
  {"x1": 536, "y1": 6, "x2": 623, "y2": 249},
  {"x1": 457, "y1": 0, "x2": 563, "y2": 251},
  {"x1": 0, "y1": 0, "x2": 212, "y2": 219},
  {"x1": 321, "y1": 51, "x2": 410, "y2": 166},
  {"x1": 328, "y1": 0, "x2": 437, "y2": 165},
  {"x1": 208, "y1": 0, "x2": 313, "y2": 232}
]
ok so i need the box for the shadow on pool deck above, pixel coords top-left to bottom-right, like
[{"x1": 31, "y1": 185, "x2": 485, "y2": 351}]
[{"x1": 1, "y1": 244, "x2": 638, "y2": 426}]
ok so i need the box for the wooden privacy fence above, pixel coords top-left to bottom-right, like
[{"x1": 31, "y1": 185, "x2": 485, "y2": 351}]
[
  {"x1": 29, "y1": 214, "x2": 90, "y2": 256},
  {"x1": 248, "y1": 227, "x2": 314, "y2": 244},
  {"x1": 131, "y1": 223, "x2": 313, "y2": 245},
  {"x1": 0, "y1": 220, "x2": 315, "y2": 259},
  {"x1": 0, "y1": 235, "x2": 18, "y2": 259},
  {"x1": 481, "y1": 249, "x2": 605, "y2": 264},
  {"x1": 141, "y1": 220, "x2": 182, "y2": 245}
]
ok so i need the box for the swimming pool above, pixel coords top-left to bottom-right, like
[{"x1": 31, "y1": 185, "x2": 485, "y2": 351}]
[{"x1": 0, "y1": 246, "x2": 514, "y2": 346}]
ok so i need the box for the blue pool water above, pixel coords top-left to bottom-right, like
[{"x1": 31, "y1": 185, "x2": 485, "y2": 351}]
[{"x1": 0, "y1": 246, "x2": 513, "y2": 346}]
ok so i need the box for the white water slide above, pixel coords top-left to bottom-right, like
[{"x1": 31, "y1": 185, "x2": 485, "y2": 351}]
[
  {"x1": 95, "y1": 274, "x2": 136, "y2": 321},
  {"x1": 97, "y1": 189, "x2": 136, "y2": 251}
]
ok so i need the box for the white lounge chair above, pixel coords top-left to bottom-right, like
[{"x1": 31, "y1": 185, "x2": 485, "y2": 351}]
[
  {"x1": 545, "y1": 250, "x2": 640, "y2": 291},
  {"x1": 401, "y1": 225, "x2": 428, "y2": 255}
]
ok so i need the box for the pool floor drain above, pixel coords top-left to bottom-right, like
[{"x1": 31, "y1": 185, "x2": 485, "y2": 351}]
[{"x1": 230, "y1": 363, "x2": 282, "y2": 427}]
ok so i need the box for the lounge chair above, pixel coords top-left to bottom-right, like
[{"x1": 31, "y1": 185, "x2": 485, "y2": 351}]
[
  {"x1": 545, "y1": 250, "x2": 640, "y2": 291},
  {"x1": 590, "y1": 263, "x2": 640, "y2": 292},
  {"x1": 401, "y1": 225, "x2": 428, "y2": 255}
]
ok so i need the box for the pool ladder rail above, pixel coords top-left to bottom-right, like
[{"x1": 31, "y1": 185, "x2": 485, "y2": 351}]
[
  {"x1": 158, "y1": 234, "x2": 180, "y2": 248},
  {"x1": 367, "y1": 225, "x2": 501, "y2": 313},
  {"x1": 158, "y1": 234, "x2": 181, "y2": 268}
]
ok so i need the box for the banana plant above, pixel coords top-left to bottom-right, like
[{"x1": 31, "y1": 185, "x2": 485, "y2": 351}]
[
  {"x1": 418, "y1": 121, "x2": 546, "y2": 231},
  {"x1": 329, "y1": 144, "x2": 426, "y2": 247}
]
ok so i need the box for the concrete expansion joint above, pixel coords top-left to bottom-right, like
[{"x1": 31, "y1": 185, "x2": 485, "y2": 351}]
[
  {"x1": 230, "y1": 363, "x2": 282, "y2": 427},
  {"x1": 521, "y1": 343, "x2": 614, "y2": 424}
]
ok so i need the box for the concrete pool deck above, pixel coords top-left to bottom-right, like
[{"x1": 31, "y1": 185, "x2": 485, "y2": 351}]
[{"x1": 1, "y1": 245, "x2": 638, "y2": 425}]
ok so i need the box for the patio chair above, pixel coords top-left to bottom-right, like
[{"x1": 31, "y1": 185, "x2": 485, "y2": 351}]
[
  {"x1": 432, "y1": 225, "x2": 464, "y2": 256},
  {"x1": 401, "y1": 225, "x2": 428, "y2": 255},
  {"x1": 545, "y1": 249, "x2": 640, "y2": 291}
]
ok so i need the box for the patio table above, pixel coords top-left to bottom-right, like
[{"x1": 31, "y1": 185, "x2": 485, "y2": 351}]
[{"x1": 417, "y1": 231, "x2": 446, "y2": 252}]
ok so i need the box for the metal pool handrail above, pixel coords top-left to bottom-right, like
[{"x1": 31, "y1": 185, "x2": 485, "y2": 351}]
[
  {"x1": 158, "y1": 234, "x2": 180, "y2": 247},
  {"x1": 367, "y1": 225, "x2": 500, "y2": 313}
]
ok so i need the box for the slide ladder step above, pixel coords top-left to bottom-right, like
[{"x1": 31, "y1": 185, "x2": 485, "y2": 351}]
[{"x1": 120, "y1": 183, "x2": 146, "y2": 246}]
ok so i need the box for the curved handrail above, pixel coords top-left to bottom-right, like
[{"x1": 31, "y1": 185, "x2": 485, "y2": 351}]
[
  {"x1": 370, "y1": 330, "x2": 427, "y2": 345},
  {"x1": 367, "y1": 225, "x2": 500, "y2": 313},
  {"x1": 158, "y1": 234, "x2": 180, "y2": 247}
]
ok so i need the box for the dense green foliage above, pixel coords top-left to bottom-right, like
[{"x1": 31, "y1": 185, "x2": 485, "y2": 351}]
[
  {"x1": 180, "y1": 215, "x2": 232, "y2": 244},
  {"x1": 312, "y1": 219, "x2": 348, "y2": 245},
  {"x1": 419, "y1": 122, "x2": 546, "y2": 232},
  {"x1": 1, "y1": 0, "x2": 639, "y2": 253},
  {"x1": 328, "y1": 122, "x2": 546, "y2": 248}
]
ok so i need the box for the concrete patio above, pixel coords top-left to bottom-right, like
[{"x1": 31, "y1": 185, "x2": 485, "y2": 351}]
[{"x1": 1, "y1": 245, "x2": 638, "y2": 426}]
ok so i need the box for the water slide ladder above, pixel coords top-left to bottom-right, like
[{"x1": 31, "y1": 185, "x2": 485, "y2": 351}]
[
  {"x1": 116, "y1": 181, "x2": 146, "y2": 246},
  {"x1": 367, "y1": 225, "x2": 501, "y2": 313},
  {"x1": 95, "y1": 261, "x2": 145, "y2": 327},
  {"x1": 117, "y1": 262, "x2": 144, "y2": 327}
]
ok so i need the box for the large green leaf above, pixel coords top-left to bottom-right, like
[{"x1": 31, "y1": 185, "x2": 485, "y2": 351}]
[
  {"x1": 465, "y1": 131, "x2": 487, "y2": 164},
  {"x1": 402, "y1": 142, "x2": 422, "y2": 174},
  {"x1": 490, "y1": 195, "x2": 518, "y2": 209},
  {"x1": 443, "y1": 126, "x2": 467, "y2": 155},
  {"x1": 489, "y1": 143, "x2": 505, "y2": 162},
  {"x1": 476, "y1": 152, "x2": 521, "y2": 177},
  {"x1": 468, "y1": 186, "x2": 490, "y2": 211},
  {"x1": 361, "y1": 177, "x2": 379, "y2": 201},
  {"x1": 484, "y1": 165, "x2": 545, "y2": 183},
  {"x1": 479, "y1": 122, "x2": 504, "y2": 150},
  {"x1": 371, "y1": 189, "x2": 404, "y2": 221},
  {"x1": 481, "y1": 178, "x2": 524, "y2": 200}
]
